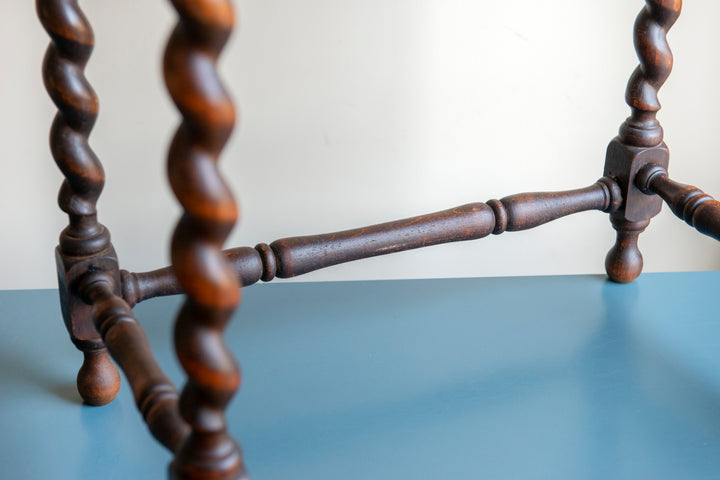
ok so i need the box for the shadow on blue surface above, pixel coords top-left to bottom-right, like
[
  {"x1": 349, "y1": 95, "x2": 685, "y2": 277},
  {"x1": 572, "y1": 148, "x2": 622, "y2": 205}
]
[
  {"x1": 1, "y1": 273, "x2": 720, "y2": 479},
  {"x1": 0, "y1": 343, "x2": 79, "y2": 405}
]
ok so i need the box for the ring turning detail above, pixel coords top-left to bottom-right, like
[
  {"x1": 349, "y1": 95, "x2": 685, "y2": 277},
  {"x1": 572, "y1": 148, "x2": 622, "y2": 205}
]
[
  {"x1": 36, "y1": 1, "x2": 720, "y2": 479},
  {"x1": 163, "y1": 0, "x2": 246, "y2": 478},
  {"x1": 619, "y1": 0, "x2": 682, "y2": 148},
  {"x1": 603, "y1": 0, "x2": 683, "y2": 284},
  {"x1": 37, "y1": 0, "x2": 120, "y2": 406}
]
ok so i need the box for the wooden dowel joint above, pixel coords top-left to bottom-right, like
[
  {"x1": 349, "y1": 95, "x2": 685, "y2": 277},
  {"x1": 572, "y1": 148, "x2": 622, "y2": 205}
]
[
  {"x1": 636, "y1": 164, "x2": 720, "y2": 241},
  {"x1": 80, "y1": 271, "x2": 190, "y2": 453}
]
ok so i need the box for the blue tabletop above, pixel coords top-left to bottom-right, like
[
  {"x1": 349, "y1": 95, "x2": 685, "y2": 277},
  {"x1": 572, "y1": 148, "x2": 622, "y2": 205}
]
[{"x1": 1, "y1": 272, "x2": 720, "y2": 479}]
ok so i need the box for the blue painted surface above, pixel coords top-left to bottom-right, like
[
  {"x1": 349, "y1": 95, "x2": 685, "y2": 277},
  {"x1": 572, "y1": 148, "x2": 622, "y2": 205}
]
[{"x1": 1, "y1": 272, "x2": 720, "y2": 479}]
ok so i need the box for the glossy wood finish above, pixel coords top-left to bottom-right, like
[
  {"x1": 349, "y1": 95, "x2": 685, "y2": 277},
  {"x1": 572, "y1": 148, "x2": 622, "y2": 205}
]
[
  {"x1": 121, "y1": 179, "x2": 621, "y2": 304},
  {"x1": 605, "y1": 217, "x2": 651, "y2": 284},
  {"x1": 636, "y1": 165, "x2": 720, "y2": 241},
  {"x1": 603, "y1": 0, "x2": 682, "y2": 284},
  {"x1": 603, "y1": 142, "x2": 668, "y2": 284},
  {"x1": 80, "y1": 272, "x2": 189, "y2": 453},
  {"x1": 35, "y1": 1, "x2": 720, "y2": 478},
  {"x1": 619, "y1": 0, "x2": 682, "y2": 148},
  {"x1": 37, "y1": 0, "x2": 120, "y2": 406},
  {"x1": 271, "y1": 180, "x2": 619, "y2": 278},
  {"x1": 121, "y1": 247, "x2": 263, "y2": 307},
  {"x1": 163, "y1": 0, "x2": 246, "y2": 478}
]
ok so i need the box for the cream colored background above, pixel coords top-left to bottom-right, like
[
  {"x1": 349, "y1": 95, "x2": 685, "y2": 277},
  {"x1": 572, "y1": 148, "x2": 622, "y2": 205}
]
[{"x1": 1, "y1": 0, "x2": 719, "y2": 290}]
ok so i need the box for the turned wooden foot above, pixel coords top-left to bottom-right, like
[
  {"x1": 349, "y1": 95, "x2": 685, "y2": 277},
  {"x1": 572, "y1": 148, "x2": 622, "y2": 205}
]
[
  {"x1": 77, "y1": 349, "x2": 121, "y2": 406},
  {"x1": 39, "y1": 0, "x2": 123, "y2": 407},
  {"x1": 601, "y1": 0, "x2": 681, "y2": 283},
  {"x1": 605, "y1": 215, "x2": 650, "y2": 284},
  {"x1": 56, "y1": 246, "x2": 123, "y2": 406}
]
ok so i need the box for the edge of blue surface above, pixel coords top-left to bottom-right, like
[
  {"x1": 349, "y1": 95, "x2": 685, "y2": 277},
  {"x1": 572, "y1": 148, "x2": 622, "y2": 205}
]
[{"x1": 2, "y1": 271, "x2": 720, "y2": 479}]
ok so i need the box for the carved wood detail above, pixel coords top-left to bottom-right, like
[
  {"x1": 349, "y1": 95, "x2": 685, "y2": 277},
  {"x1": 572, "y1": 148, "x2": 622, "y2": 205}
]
[
  {"x1": 34, "y1": 1, "x2": 720, "y2": 478},
  {"x1": 163, "y1": 0, "x2": 247, "y2": 478},
  {"x1": 80, "y1": 272, "x2": 190, "y2": 453},
  {"x1": 37, "y1": 0, "x2": 121, "y2": 406},
  {"x1": 637, "y1": 165, "x2": 720, "y2": 241},
  {"x1": 604, "y1": 0, "x2": 682, "y2": 284},
  {"x1": 619, "y1": 0, "x2": 682, "y2": 148},
  {"x1": 121, "y1": 179, "x2": 621, "y2": 304}
]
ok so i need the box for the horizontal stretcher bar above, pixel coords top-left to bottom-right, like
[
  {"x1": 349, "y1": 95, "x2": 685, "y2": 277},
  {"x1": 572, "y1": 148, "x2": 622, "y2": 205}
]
[{"x1": 121, "y1": 178, "x2": 621, "y2": 307}]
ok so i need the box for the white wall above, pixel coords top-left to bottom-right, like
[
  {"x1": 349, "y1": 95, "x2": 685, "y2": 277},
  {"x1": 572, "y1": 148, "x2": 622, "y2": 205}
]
[{"x1": 1, "y1": 0, "x2": 719, "y2": 290}]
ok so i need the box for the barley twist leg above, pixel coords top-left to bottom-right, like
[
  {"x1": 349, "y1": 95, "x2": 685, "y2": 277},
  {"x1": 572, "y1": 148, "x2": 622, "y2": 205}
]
[
  {"x1": 605, "y1": 0, "x2": 682, "y2": 283},
  {"x1": 37, "y1": 0, "x2": 120, "y2": 405},
  {"x1": 164, "y1": 0, "x2": 247, "y2": 478}
]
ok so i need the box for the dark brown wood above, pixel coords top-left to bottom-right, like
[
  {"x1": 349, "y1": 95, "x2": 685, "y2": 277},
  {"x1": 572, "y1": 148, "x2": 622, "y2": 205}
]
[
  {"x1": 80, "y1": 272, "x2": 190, "y2": 453},
  {"x1": 35, "y1": 0, "x2": 720, "y2": 476},
  {"x1": 489, "y1": 180, "x2": 621, "y2": 232},
  {"x1": 270, "y1": 203, "x2": 493, "y2": 278},
  {"x1": 120, "y1": 179, "x2": 620, "y2": 303},
  {"x1": 636, "y1": 165, "x2": 720, "y2": 241},
  {"x1": 121, "y1": 247, "x2": 263, "y2": 307},
  {"x1": 163, "y1": 0, "x2": 247, "y2": 479},
  {"x1": 619, "y1": 0, "x2": 682, "y2": 148},
  {"x1": 260, "y1": 180, "x2": 620, "y2": 279},
  {"x1": 603, "y1": 0, "x2": 682, "y2": 284},
  {"x1": 605, "y1": 217, "x2": 650, "y2": 284},
  {"x1": 56, "y1": 248, "x2": 122, "y2": 405},
  {"x1": 37, "y1": 0, "x2": 120, "y2": 406}
]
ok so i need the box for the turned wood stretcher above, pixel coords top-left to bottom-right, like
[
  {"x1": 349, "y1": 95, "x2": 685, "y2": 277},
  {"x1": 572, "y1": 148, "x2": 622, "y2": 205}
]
[{"x1": 36, "y1": 0, "x2": 718, "y2": 478}]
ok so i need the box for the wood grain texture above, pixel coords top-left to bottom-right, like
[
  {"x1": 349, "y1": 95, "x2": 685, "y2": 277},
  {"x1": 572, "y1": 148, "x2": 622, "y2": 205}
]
[
  {"x1": 637, "y1": 165, "x2": 720, "y2": 241},
  {"x1": 35, "y1": 1, "x2": 716, "y2": 476},
  {"x1": 163, "y1": 0, "x2": 247, "y2": 478},
  {"x1": 270, "y1": 180, "x2": 618, "y2": 278},
  {"x1": 619, "y1": 0, "x2": 682, "y2": 148},
  {"x1": 605, "y1": 216, "x2": 650, "y2": 284},
  {"x1": 121, "y1": 178, "x2": 621, "y2": 304},
  {"x1": 37, "y1": 0, "x2": 120, "y2": 406},
  {"x1": 121, "y1": 247, "x2": 263, "y2": 308},
  {"x1": 604, "y1": 0, "x2": 682, "y2": 284},
  {"x1": 81, "y1": 272, "x2": 190, "y2": 453}
]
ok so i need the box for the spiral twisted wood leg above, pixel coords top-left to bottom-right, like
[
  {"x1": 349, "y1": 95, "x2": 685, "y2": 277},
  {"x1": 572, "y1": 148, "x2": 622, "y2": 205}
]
[
  {"x1": 37, "y1": 0, "x2": 120, "y2": 406},
  {"x1": 604, "y1": 0, "x2": 682, "y2": 283},
  {"x1": 619, "y1": 0, "x2": 682, "y2": 147},
  {"x1": 163, "y1": 0, "x2": 246, "y2": 478}
]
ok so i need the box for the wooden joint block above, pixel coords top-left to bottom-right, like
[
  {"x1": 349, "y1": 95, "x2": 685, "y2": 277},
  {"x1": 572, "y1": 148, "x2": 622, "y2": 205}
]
[
  {"x1": 55, "y1": 245, "x2": 122, "y2": 351},
  {"x1": 603, "y1": 138, "x2": 669, "y2": 223}
]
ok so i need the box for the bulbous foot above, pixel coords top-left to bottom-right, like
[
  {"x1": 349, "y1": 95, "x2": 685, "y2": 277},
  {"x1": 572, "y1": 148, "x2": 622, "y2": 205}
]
[
  {"x1": 605, "y1": 216, "x2": 650, "y2": 284},
  {"x1": 77, "y1": 349, "x2": 121, "y2": 406},
  {"x1": 169, "y1": 435, "x2": 248, "y2": 480}
]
